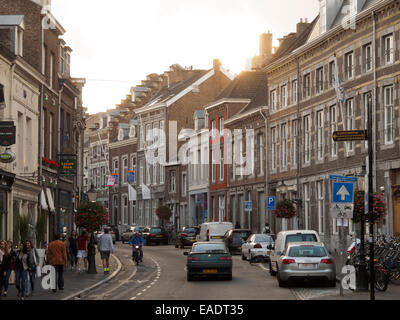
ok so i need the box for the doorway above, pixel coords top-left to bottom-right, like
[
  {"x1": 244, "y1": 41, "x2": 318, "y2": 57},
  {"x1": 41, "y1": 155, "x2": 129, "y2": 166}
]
[{"x1": 393, "y1": 192, "x2": 400, "y2": 235}]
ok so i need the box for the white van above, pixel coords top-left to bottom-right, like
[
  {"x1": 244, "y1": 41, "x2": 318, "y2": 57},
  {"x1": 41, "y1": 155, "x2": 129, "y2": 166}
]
[
  {"x1": 197, "y1": 222, "x2": 234, "y2": 242},
  {"x1": 268, "y1": 230, "x2": 321, "y2": 276}
]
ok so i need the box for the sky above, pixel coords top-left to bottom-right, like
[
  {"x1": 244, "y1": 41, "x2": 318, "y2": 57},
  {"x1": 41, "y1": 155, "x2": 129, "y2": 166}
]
[{"x1": 51, "y1": 0, "x2": 320, "y2": 115}]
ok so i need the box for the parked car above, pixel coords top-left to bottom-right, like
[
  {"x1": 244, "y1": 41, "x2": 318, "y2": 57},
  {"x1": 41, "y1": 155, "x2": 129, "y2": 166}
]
[
  {"x1": 197, "y1": 222, "x2": 234, "y2": 242},
  {"x1": 276, "y1": 242, "x2": 336, "y2": 287},
  {"x1": 121, "y1": 226, "x2": 136, "y2": 243},
  {"x1": 146, "y1": 227, "x2": 169, "y2": 245},
  {"x1": 95, "y1": 226, "x2": 116, "y2": 244},
  {"x1": 269, "y1": 230, "x2": 321, "y2": 276},
  {"x1": 175, "y1": 226, "x2": 199, "y2": 248},
  {"x1": 184, "y1": 242, "x2": 232, "y2": 281},
  {"x1": 223, "y1": 229, "x2": 251, "y2": 255},
  {"x1": 241, "y1": 233, "x2": 274, "y2": 262}
]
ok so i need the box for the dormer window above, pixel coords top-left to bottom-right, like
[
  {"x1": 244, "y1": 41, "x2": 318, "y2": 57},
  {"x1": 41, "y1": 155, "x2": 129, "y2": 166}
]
[
  {"x1": 16, "y1": 27, "x2": 23, "y2": 56},
  {"x1": 129, "y1": 125, "x2": 136, "y2": 138},
  {"x1": 118, "y1": 128, "x2": 124, "y2": 141},
  {"x1": 320, "y1": 0, "x2": 327, "y2": 34}
]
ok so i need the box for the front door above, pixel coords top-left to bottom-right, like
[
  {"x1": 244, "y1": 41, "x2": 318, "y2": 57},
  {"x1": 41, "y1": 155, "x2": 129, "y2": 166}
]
[{"x1": 393, "y1": 193, "x2": 400, "y2": 235}]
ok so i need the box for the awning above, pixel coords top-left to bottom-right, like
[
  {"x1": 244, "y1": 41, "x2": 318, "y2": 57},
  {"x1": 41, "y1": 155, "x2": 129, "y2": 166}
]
[
  {"x1": 46, "y1": 188, "x2": 56, "y2": 213},
  {"x1": 40, "y1": 189, "x2": 48, "y2": 211},
  {"x1": 128, "y1": 184, "x2": 137, "y2": 201}
]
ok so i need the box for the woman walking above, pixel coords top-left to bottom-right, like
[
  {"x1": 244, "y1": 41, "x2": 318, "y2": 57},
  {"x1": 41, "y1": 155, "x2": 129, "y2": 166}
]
[
  {"x1": 26, "y1": 240, "x2": 39, "y2": 295},
  {"x1": 76, "y1": 230, "x2": 88, "y2": 273},
  {"x1": 0, "y1": 240, "x2": 9, "y2": 297},
  {"x1": 2, "y1": 241, "x2": 16, "y2": 297},
  {"x1": 15, "y1": 242, "x2": 35, "y2": 300},
  {"x1": 68, "y1": 230, "x2": 78, "y2": 270}
]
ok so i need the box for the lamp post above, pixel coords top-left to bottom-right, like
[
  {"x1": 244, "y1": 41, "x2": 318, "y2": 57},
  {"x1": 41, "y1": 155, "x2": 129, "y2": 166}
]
[{"x1": 86, "y1": 186, "x2": 98, "y2": 274}]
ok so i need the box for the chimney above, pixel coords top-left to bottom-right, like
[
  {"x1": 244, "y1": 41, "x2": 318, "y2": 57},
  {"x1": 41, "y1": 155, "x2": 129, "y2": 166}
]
[
  {"x1": 213, "y1": 59, "x2": 221, "y2": 71},
  {"x1": 296, "y1": 18, "x2": 310, "y2": 36},
  {"x1": 260, "y1": 31, "x2": 273, "y2": 57}
]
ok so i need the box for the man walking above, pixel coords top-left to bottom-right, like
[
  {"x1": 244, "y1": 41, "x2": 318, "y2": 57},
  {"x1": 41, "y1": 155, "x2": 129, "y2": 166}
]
[
  {"x1": 46, "y1": 234, "x2": 68, "y2": 293},
  {"x1": 98, "y1": 228, "x2": 114, "y2": 274},
  {"x1": 128, "y1": 231, "x2": 144, "y2": 262}
]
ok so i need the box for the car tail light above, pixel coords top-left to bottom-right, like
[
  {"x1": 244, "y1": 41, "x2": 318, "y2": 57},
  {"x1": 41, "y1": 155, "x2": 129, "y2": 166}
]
[
  {"x1": 206, "y1": 229, "x2": 209, "y2": 241},
  {"x1": 188, "y1": 256, "x2": 200, "y2": 261},
  {"x1": 347, "y1": 247, "x2": 355, "y2": 254},
  {"x1": 181, "y1": 233, "x2": 188, "y2": 237},
  {"x1": 253, "y1": 243, "x2": 262, "y2": 249},
  {"x1": 150, "y1": 233, "x2": 155, "y2": 237},
  {"x1": 320, "y1": 258, "x2": 333, "y2": 264},
  {"x1": 282, "y1": 259, "x2": 296, "y2": 265},
  {"x1": 229, "y1": 233, "x2": 233, "y2": 243},
  {"x1": 219, "y1": 256, "x2": 231, "y2": 261}
]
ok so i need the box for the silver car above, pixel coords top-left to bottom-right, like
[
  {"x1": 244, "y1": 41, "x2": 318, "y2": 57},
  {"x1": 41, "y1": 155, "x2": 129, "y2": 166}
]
[{"x1": 276, "y1": 242, "x2": 336, "y2": 288}]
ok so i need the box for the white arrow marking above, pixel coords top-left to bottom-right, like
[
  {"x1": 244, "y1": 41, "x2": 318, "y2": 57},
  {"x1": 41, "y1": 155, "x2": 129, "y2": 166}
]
[{"x1": 337, "y1": 185, "x2": 350, "y2": 201}]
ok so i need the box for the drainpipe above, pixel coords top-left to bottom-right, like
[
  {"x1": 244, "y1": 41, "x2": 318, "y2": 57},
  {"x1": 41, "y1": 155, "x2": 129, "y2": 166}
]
[
  {"x1": 8, "y1": 61, "x2": 16, "y2": 240},
  {"x1": 296, "y1": 56, "x2": 301, "y2": 230},
  {"x1": 56, "y1": 84, "x2": 64, "y2": 235},
  {"x1": 259, "y1": 107, "x2": 268, "y2": 233},
  {"x1": 372, "y1": 11, "x2": 377, "y2": 194}
]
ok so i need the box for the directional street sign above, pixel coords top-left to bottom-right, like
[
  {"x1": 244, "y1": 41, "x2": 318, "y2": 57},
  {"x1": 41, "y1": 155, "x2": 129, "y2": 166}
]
[
  {"x1": 332, "y1": 130, "x2": 368, "y2": 142},
  {"x1": 332, "y1": 182, "x2": 354, "y2": 204},
  {"x1": 245, "y1": 201, "x2": 252, "y2": 212},
  {"x1": 267, "y1": 196, "x2": 276, "y2": 211},
  {"x1": 329, "y1": 175, "x2": 358, "y2": 183}
]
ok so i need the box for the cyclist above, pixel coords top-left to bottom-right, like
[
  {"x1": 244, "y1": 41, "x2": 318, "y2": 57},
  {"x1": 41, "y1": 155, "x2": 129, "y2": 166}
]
[{"x1": 128, "y1": 231, "x2": 144, "y2": 262}]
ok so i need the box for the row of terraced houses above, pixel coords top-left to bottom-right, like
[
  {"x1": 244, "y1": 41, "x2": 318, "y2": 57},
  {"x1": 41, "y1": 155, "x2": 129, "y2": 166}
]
[{"x1": 85, "y1": 0, "x2": 400, "y2": 252}]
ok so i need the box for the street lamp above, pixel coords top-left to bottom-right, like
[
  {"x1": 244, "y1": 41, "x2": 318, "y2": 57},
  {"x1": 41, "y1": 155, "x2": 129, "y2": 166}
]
[{"x1": 86, "y1": 185, "x2": 98, "y2": 274}]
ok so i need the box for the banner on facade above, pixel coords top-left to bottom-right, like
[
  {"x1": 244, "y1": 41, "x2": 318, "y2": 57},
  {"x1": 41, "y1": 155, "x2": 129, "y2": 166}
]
[
  {"x1": 142, "y1": 183, "x2": 151, "y2": 200},
  {"x1": 45, "y1": 188, "x2": 55, "y2": 213},
  {"x1": 107, "y1": 175, "x2": 116, "y2": 187},
  {"x1": 128, "y1": 184, "x2": 137, "y2": 201},
  {"x1": 127, "y1": 171, "x2": 135, "y2": 183}
]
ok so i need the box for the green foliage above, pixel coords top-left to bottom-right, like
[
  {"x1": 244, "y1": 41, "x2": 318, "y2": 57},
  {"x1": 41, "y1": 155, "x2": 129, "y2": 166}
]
[
  {"x1": 35, "y1": 211, "x2": 47, "y2": 248},
  {"x1": 156, "y1": 206, "x2": 172, "y2": 220},
  {"x1": 273, "y1": 199, "x2": 296, "y2": 219},
  {"x1": 353, "y1": 190, "x2": 387, "y2": 224},
  {"x1": 18, "y1": 214, "x2": 30, "y2": 243}
]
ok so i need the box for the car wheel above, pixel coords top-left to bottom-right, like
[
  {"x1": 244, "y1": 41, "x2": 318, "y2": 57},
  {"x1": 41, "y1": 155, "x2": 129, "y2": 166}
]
[
  {"x1": 180, "y1": 244, "x2": 185, "y2": 249},
  {"x1": 277, "y1": 267, "x2": 287, "y2": 287},
  {"x1": 269, "y1": 261, "x2": 277, "y2": 276},
  {"x1": 328, "y1": 280, "x2": 336, "y2": 288},
  {"x1": 122, "y1": 239, "x2": 125, "y2": 244},
  {"x1": 187, "y1": 272, "x2": 194, "y2": 281},
  {"x1": 241, "y1": 254, "x2": 247, "y2": 261},
  {"x1": 226, "y1": 274, "x2": 232, "y2": 281}
]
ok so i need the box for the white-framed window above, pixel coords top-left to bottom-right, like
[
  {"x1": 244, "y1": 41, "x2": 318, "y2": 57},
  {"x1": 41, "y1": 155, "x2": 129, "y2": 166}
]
[
  {"x1": 363, "y1": 43, "x2": 372, "y2": 72},
  {"x1": 345, "y1": 51, "x2": 354, "y2": 79},
  {"x1": 383, "y1": 33, "x2": 394, "y2": 64},
  {"x1": 122, "y1": 155, "x2": 128, "y2": 185},
  {"x1": 211, "y1": 146, "x2": 216, "y2": 182},
  {"x1": 170, "y1": 170, "x2": 176, "y2": 193},
  {"x1": 159, "y1": 120, "x2": 165, "y2": 144},
  {"x1": 316, "y1": 110, "x2": 324, "y2": 160},
  {"x1": 218, "y1": 195, "x2": 225, "y2": 222},
  {"x1": 270, "y1": 89, "x2": 276, "y2": 112},
  {"x1": 139, "y1": 125, "x2": 144, "y2": 149},
  {"x1": 291, "y1": 80, "x2": 298, "y2": 104},
  {"x1": 304, "y1": 183, "x2": 311, "y2": 229},
  {"x1": 219, "y1": 145, "x2": 224, "y2": 181},
  {"x1": 113, "y1": 158, "x2": 119, "y2": 174},
  {"x1": 303, "y1": 73, "x2": 311, "y2": 98},
  {"x1": 280, "y1": 123, "x2": 287, "y2": 170},
  {"x1": 122, "y1": 195, "x2": 128, "y2": 225},
  {"x1": 304, "y1": 115, "x2": 311, "y2": 164},
  {"x1": 160, "y1": 164, "x2": 164, "y2": 184},
  {"x1": 182, "y1": 173, "x2": 187, "y2": 196},
  {"x1": 317, "y1": 181, "x2": 324, "y2": 235},
  {"x1": 146, "y1": 160, "x2": 150, "y2": 185},
  {"x1": 146, "y1": 124, "x2": 152, "y2": 147},
  {"x1": 316, "y1": 67, "x2": 324, "y2": 94},
  {"x1": 384, "y1": 85, "x2": 394, "y2": 145},
  {"x1": 139, "y1": 159, "x2": 144, "y2": 185},
  {"x1": 271, "y1": 127, "x2": 277, "y2": 171},
  {"x1": 346, "y1": 99, "x2": 354, "y2": 152},
  {"x1": 330, "y1": 105, "x2": 338, "y2": 157},
  {"x1": 153, "y1": 163, "x2": 157, "y2": 185},
  {"x1": 101, "y1": 167, "x2": 106, "y2": 188},
  {"x1": 291, "y1": 120, "x2": 298, "y2": 167},
  {"x1": 131, "y1": 154, "x2": 137, "y2": 176},
  {"x1": 258, "y1": 134, "x2": 264, "y2": 175},
  {"x1": 219, "y1": 117, "x2": 224, "y2": 135},
  {"x1": 280, "y1": 84, "x2": 287, "y2": 108}
]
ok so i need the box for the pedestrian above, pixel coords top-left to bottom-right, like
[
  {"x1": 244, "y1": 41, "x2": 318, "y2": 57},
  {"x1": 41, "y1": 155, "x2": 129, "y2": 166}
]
[
  {"x1": 235, "y1": 221, "x2": 240, "y2": 229},
  {"x1": 15, "y1": 242, "x2": 35, "y2": 300},
  {"x1": 97, "y1": 228, "x2": 114, "y2": 274},
  {"x1": 25, "y1": 240, "x2": 39, "y2": 295},
  {"x1": 46, "y1": 234, "x2": 68, "y2": 293},
  {"x1": 76, "y1": 230, "x2": 88, "y2": 273},
  {"x1": 0, "y1": 240, "x2": 9, "y2": 297},
  {"x1": 2, "y1": 240, "x2": 16, "y2": 297},
  {"x1": 264, "y1": 223, "x2": 271, "y2": 234},
  {"x1": 68, "y1": 230, "x2": 78, "y2": 270}
]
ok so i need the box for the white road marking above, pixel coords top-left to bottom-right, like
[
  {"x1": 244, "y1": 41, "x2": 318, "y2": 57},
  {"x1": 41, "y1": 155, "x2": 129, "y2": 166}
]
[
  {"x1": 147, "y1": 285, "x2": 151, "y2": 289},
  {"x1": 137, "y1": 293, "x2": 142, "y2": 296},
  {"x1": 130, "y1": 297, "x2": 136, "y2": 300},
  {"x1": 142, "y1": 289, "x2": 147, "y2": 292}
]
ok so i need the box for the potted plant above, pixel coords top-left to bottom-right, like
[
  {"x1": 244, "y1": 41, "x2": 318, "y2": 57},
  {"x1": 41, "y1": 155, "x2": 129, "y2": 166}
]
[
  {"x1": 352, "y1": 190, "x2": 387, "y2": 224},
  {"x1": 156, "y1": 206, "x2": 172, "y2": 226},
  {"x1": 273, "y1": 199, "x2": 296, "y2": 219}
]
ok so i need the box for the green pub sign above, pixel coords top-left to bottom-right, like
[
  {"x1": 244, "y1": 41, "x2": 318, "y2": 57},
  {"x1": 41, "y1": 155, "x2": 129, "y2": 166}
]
[{"x1": 58, "y1": 157, "x2": 77, "y2": 177}]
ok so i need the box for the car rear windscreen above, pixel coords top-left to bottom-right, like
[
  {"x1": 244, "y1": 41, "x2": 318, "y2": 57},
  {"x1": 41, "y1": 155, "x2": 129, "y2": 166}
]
[
  {"x1": 192, "y1": 243, "x2": 227, "y2": 253},
  {"x1": 150, "y1": 228, "x2": 162, "y2": 233},
  {"x1": 285, "y1": 234, "x2": 317, "y2": 247},
  {"x1": 233, "y1": 232, "x2": 251, "y2": 239},
  {"x1": 288, "y1": 246, "x2": 327, "y2": 257},
  {"x1": 184, "y1": 228, "x2": 196, "y2": 234},
  {"x1": 254, "y1": 235, "x2": 273, "y2": 243}
]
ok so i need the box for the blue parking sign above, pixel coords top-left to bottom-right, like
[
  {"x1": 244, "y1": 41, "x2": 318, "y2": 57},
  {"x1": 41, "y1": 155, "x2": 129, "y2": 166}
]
[
  {"x1": 267, "y1": 196, "x2": 276, "y2": 210},
  {"x1": 245, "y1": 201, "x2": 252, "y2": 211}
]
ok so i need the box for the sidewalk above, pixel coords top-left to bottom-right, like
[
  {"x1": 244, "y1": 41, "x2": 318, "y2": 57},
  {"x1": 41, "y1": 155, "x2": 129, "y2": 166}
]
[
  {"x1": 0, "y1": 251, "x2": 120, "y2": 301},
  {"x1": 312, "y1": 284, "x2": 400, "y2": 300}
]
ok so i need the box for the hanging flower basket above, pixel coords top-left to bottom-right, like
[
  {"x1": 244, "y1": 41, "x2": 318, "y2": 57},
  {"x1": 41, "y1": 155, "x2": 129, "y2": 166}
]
[
  {"x1": 273, "y1": 199, "x2": 296, "y2": 219},
  {"x1": 156, "y1": 206, "x2": 172, "y2": 221},
  {"x1": 352, "y1": 190, "x2": 387, "y2": 224},
  {"x1": 75, "y1": 201, "x2": 109, "y2": 233}
]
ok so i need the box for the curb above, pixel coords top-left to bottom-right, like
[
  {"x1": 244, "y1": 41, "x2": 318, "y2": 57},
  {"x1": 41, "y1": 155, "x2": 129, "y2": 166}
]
[{"x1": 62, "y1": 253, "x2": 122, "y2": 300}]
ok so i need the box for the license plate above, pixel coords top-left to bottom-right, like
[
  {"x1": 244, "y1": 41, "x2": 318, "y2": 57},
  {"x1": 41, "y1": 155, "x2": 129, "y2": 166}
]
[
  {"x1": 203, "y1": 269, "x2": 218, "y2": 274},
  {"x1": 157, "y1": 235, "x2": 163, "y2": 238},
  {"x1": 191, "y1": 239, "x2": 196, "y2": 242},
  {"x1": 299, "y1": 263, "x2": 317, "y2": 270},
  {"x1": 211, "y1": 236, "x2": 222, "y2": 239}
]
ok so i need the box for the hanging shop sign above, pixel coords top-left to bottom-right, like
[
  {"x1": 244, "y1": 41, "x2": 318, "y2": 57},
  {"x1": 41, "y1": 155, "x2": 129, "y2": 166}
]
[
  {"x1": 0, "y1": 121, "x2": 16, "y2": 147},
  {"x1": 58, "y1": 154, "x2": 77, "y2": 177},
  {"x1": 0, "y1": 149, "x2": 16, "y2": 163}
]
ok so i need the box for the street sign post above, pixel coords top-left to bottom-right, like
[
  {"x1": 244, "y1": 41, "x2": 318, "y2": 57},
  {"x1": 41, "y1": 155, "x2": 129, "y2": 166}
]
[
  {"x1": 244, "y1": 201, "x2": 252, "y2": 212},
  {"x1": 332, "y1": 130, "x2": 368, "y2": 142}
]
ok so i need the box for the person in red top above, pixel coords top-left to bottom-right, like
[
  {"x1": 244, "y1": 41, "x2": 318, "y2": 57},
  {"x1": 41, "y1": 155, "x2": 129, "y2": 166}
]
[{"x1": 76, "y1": 230, "x2": 88, "y2": 273}]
